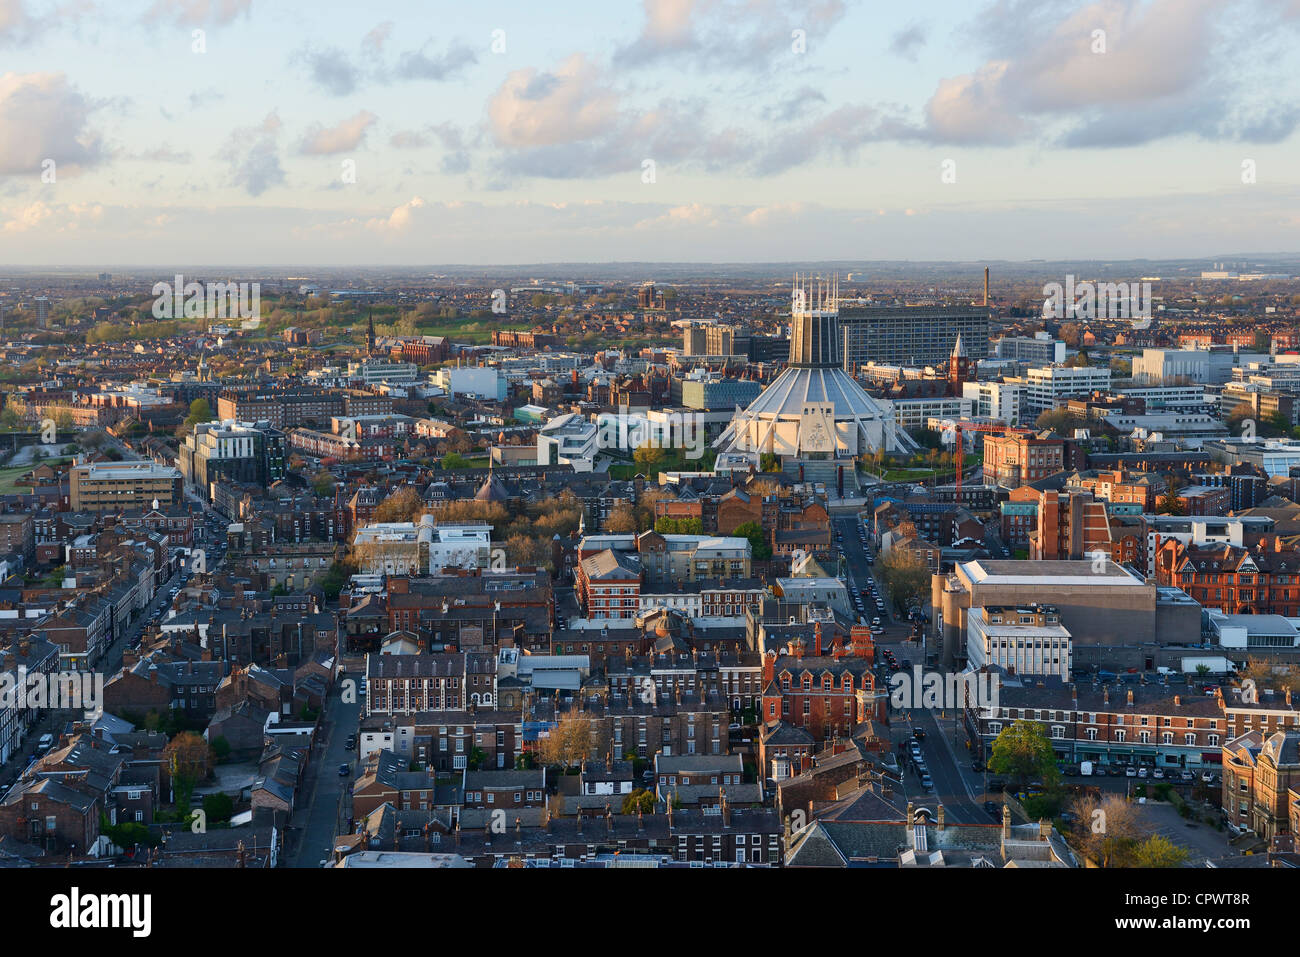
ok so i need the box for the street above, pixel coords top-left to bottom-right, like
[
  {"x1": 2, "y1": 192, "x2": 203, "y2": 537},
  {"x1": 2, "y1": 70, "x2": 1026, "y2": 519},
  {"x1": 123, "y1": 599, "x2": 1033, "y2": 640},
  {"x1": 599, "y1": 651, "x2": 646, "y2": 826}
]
[{"x1": 288, "y1": 677, "x2": 360, "y2": 868}]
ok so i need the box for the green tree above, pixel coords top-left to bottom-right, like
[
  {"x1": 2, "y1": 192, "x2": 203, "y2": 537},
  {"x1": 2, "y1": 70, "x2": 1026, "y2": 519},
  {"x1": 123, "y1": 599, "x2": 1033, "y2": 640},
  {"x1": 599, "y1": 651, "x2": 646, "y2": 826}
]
[
  {"x1": 621, "y1": 788, "x2": 656, "y2": 814},
  {"x1": 987, "y1": 719, "x2": 1060, "y2": 793},
  {"x1": 734, "y1": 520, "x2": 771, "y2": 561},
  {"x1": 183, "y1": 398, "x2": 212, "y2": 430},
  {"x1": 202, "y1": 791, "x2": 234, "y2": 825},
  {"x1": 1131, "y1": 833, "x2": 1190, "y2": 868},
  {"x1": 311, "y1": 470, "x2": 335, "y2": 496},
  {"x1": 442, "y1": 452, "x2": 470, "y2": 470}
]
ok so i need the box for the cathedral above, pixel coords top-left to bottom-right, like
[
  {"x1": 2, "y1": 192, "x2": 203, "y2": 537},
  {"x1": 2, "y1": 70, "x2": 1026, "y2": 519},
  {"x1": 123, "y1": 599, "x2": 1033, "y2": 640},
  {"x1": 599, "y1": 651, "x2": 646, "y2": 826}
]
[{"x1": 714, "y1": 275, "x2": 912, "y2": 492}]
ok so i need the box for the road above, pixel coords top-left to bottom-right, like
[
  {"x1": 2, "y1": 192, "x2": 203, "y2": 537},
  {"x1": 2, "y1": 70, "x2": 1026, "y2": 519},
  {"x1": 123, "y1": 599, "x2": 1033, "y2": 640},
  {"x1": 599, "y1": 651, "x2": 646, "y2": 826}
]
[{"x1": 288, "y1": 680, "x2": 360, "y2": 867}]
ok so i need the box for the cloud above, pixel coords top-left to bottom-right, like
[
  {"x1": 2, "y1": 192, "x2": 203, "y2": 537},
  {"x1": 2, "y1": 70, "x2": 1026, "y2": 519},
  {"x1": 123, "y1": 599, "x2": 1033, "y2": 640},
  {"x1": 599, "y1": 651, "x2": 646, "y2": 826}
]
[
  {"x1": 921, "y1": 0, "x2": 1300, "y2": 146},
  {"x1": 2, "y1": 199, "x2": 103, "y2": 233},
  {"x1": 888, "y1": 22, "x2": 927, "y2": 60},
  {"x1": 0, "y1": 71, "x2": 104, "y2": 175},
  {"x1": 301, "y1": 46, "x2": 361, "y2": 97},
  {"x1": 392, "y1": 40, "x2": 477, "y2": 81},
  {"x1": 488, "y1": 55, "x2": 619, "y2": 149},
  {"x1": 144, "y1": 0, "x2": 251, "y2": 27},
  {"x1": 220, "y1": 111, "x2": 284, "y2": 196},
  {"x1": 299, "y1": 110, "x2": 377, "y2": 155},
  {"x1": 363, "y1": 21, "x2": 393, "y2": 52},
  {"x1": 370, "y1": 195, "x2": 425, "y2": 231},
  {"x1": 0, "y1": 0, "x2": 42, "y2": 46},
  {"x1": 615, "y1": 0, "x2": 846, "y2": 71}
]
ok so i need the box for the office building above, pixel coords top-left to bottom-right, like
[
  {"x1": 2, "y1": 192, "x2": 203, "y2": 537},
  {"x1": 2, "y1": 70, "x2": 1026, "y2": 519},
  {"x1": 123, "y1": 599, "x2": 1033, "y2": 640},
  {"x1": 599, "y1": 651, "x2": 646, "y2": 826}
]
[
  {"x1": 70, "y1": 460, "x2": 183, "y2": 512},
  {"x1": 837, "y1": 304, "x2": 988, "y2": 369}
]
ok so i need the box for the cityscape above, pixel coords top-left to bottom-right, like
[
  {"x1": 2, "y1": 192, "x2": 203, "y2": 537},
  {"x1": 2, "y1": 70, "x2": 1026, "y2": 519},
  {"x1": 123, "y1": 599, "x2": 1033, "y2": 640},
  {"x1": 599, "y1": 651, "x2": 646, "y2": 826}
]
[{"x1": 3, "y1": 0, "x2": 1298, "y2": 934}]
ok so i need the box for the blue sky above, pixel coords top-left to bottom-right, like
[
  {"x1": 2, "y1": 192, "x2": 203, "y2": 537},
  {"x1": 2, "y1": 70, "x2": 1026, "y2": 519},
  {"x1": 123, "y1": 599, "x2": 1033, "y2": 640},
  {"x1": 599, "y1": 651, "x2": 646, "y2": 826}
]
[{"x1": 1, "y1": 0, "x2": 1298, "y2": 264}]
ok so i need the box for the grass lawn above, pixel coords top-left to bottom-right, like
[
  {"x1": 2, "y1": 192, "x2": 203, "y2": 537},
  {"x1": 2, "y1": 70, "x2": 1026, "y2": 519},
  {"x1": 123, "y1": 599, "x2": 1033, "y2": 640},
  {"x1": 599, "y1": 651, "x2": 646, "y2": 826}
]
[{"x1": 0, "y1": 457, "x2": 70, "y2": 493}]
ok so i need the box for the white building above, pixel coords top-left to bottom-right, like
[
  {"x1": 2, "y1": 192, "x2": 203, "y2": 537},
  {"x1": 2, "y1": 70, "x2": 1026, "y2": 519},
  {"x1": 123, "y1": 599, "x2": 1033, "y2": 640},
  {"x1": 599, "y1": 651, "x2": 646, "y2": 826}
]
[
  {"x1": 352, "y1": 517, "x2": 493, "y2": 575},
  {"x1": 1017, "y1": 365, "x2": 1111, "y2": 416},
  {"x1": 430, "y1": 366, "x2": 508, "y2": 401},
  {"x1": 967, "y1": 604, "x2": 1072, "y2": 679},
  {"x1": 882, "y1": 396, "x2": 973, "y2": 433},
  {"x1": 962, "y1": 379, "x2": 1024, "y2": 425},
  {"x1": 536, "y1": 413, "x2": 599, "y2": 471}
]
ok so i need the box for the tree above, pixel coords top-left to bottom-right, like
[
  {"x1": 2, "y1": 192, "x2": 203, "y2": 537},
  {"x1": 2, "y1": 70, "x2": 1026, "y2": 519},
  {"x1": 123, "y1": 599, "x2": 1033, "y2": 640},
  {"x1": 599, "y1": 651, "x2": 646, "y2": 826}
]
[
  {"x1": 373, "y1": 486, "x2": 425, "y2": 524},
  {"x1": 632, "y1": 442, "x2": 665, "y2": 473},
  {"x1": 986, "y1": 719, "x2": 1059, "y2": 793},
  {"x1": 1059, "y1": 322, "x2": 1081, "y2": 348},
  {"x1": 311, "y1": 470, "x2": 335, "y2": 496},
  {"x1": 537, "y1": 713, "x2": 607, "y2": 771},
  {"x1": 880, "y1": 546, "x2": 929, "y2": 613},
  {"x1": 202, "y1": 791, "x2": 234, "y2": 825},
  {"x1": 164, "y1": 731, "x2": 213, "y2": 810},
  {"x1": 1035, "y1": 408, "x2": 1081, "y2": 435},
  {"x1": 1156, "y1": 486, "x2": 1186, "y2": 516},
  {"x1": 733, "y1": 520, "x2": 771, "y2": 561},
  {"x1": 1131, "y1": 834, "x2": 1190, "y2": 868},
  {"x1": 183, "y1": 398, "x2": 212, "y2": 430},
  {"x1": 1067, "y1": 793, "x2": 1148, "y2": 868},
  {"x1": 442, "y1": 452, "x2": 470, "y2": 470},
  {"x1": 604, "y1": 502, "x2": 639, "y2": 534},
  {"x1": 621, "y1": 788, "x2": 656, "y2": 814}
]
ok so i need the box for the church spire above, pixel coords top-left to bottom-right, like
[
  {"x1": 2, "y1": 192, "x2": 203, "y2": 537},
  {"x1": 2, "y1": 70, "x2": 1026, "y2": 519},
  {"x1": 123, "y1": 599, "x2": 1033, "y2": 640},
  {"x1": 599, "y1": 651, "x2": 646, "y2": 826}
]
[{"x1": 366, "y1": 309, "x2": 376, "y2": 357}]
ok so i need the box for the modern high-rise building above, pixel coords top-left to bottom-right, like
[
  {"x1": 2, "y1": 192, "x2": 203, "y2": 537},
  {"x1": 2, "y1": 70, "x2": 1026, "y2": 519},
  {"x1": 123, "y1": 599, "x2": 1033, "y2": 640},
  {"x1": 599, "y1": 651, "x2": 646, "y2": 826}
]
[
  {"x1": 178, "y1": 419, "x2": 287, "y2": 497},
  {"x1": 837, "y1": 304, "x2": 989, "y2": 369}
]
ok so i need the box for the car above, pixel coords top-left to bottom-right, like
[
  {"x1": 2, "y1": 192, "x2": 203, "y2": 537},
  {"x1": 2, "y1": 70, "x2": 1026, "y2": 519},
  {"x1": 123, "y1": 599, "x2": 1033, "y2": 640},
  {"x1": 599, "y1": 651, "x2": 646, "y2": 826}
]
[
  {"x1": 1179, "y1": 769, "x2": 1195, "y2": 783},
  {"x1": 983, "y1": 800, "x2": 1000, "y2": 819},
  {"x1": 919, "y1": 774, "x2": 934, "y2": 791},
  {"x1": 1153, "y1": 768, "x2": 1165, "y2": 779},
  {"x1": 1125, "y1": 765, "x2": 1137, "y2": 777},
  {"x1": 1202, "y1": 770, "x2": 1216, "y2": 783},
  {"x1": 972, "y1": 760, "x2": 984, "y2": 772},
  {"x1": 912, "y1": 727, "x2": 925, "y2": 740},
  {"x1": 1138, "y1": 766, "x2": 1149, "y2": 778},
  {"x1": 338, "y1": 764, "x2": 351, "y2": 776},
  {"x1": 344, "y1": 736, "x2": 356, "y2": 750}
]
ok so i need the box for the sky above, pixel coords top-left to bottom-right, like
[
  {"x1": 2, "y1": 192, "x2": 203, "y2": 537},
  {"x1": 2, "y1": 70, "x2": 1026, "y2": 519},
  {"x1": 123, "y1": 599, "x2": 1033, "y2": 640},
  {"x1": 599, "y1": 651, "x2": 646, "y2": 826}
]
[{"x1": 1, "y1": 0, "x2": 1299, "y2": 265}]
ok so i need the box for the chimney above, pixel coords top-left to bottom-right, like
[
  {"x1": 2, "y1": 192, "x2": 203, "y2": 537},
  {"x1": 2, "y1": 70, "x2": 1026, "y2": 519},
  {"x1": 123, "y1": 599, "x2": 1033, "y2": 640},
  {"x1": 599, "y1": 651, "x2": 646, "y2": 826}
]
[
  {"x1": 1103, "y1": 687, "x2": 1109, "y2": 706},
  {"x1": 1001, "y1": 804, "x2": 1011, "y2": 842},
  {"x1": 937, "y1": 805, "x2": 945, "y2": 832},
  {"x1": 983, "y1": 266, "x2": 990, "y2": 307},
  {"x1": 720, "y1": 788, "x2": 730, "y2": 828},
  {"x1": 1126, "y1": 688, "x2": 1134, "y2": 706}
]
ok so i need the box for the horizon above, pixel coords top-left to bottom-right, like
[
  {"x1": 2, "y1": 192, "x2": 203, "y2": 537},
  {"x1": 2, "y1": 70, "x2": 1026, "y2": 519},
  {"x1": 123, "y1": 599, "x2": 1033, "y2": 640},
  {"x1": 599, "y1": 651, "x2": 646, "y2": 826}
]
[{"x1": 1, "y1": 0, "x2": 1298, "y2": 264}]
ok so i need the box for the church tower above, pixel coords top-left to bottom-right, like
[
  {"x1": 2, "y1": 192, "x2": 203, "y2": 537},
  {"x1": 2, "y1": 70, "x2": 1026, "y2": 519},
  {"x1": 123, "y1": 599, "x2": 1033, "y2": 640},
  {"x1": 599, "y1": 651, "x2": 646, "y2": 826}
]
[
  {"x1": 947, "y1": 333, "x2": 973, "y2": 395},
  {"x1": 366, "y1": 309, "x2": 376, "y2": 357}
]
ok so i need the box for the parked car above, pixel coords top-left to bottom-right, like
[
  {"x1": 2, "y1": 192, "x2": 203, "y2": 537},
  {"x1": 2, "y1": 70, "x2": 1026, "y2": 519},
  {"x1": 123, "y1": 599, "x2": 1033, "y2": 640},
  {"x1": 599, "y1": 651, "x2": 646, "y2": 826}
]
[
  {"x1": 1152, "y1": 768, "x2": 1165, "y2": 779},
  {"x1": 920, "y1": 773, "x2": 934, "y2": 791},
  {"x1": 1138, "y1": 766, "x2": 1149, "y2": 778},
  {"x1": 1125, "y1": 765, "x2": 1137, "y2": 777},
  {"x1": 338, "y1": 764, "x2": 351, "y2": 776},
  {"x1": 983, "y1": 800, "x2": 1000, "y2": 820},
  {"x1": 1180, "y1": 770, "x2": 1196, "y2": 783},
  {"x1": 344, "y1": 736, "x2": 356, "y2": 750}
]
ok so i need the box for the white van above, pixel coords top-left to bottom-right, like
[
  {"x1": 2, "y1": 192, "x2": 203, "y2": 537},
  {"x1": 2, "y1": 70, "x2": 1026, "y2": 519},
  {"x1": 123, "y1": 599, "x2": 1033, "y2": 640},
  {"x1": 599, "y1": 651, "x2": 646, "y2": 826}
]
[{"x1": 36, "y1": 733, "x2": 54, "y2": 753}]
